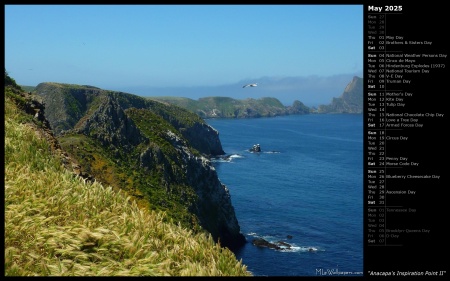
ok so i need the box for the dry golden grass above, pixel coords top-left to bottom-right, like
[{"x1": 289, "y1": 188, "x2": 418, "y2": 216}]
[{"x1": 4, "y1": 95, "x2": 252, "y2": 276}]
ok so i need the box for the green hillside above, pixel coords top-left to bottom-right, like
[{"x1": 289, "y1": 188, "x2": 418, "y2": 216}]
[
  {"x1": 30, "y1": 82, "x2": 247, "y2": 251},
  {"x1": 148, "y1": 96, "x2": 310, "y2": 118},
  {"x1": 4, "y1": 72, "x2": 252, "y2": 276}
]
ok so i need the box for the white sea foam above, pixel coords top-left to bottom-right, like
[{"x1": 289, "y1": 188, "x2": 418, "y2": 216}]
[
  {"x1": 211, "y1": 154, "x2": 244, "y2": 163},
  {"x1": 282, "y1": 246, "x2": 320, "y2": 253},
  {"x1": 229, "y1": 154, "x2": 244, "y2": 158},
  {"x1": 210, "y1": 158, "x2": 229, "y2": 163}
]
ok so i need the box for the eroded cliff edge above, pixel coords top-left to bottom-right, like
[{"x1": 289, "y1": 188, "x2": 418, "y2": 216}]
[{"x1": 35, "y1": 82, "x2": 246, "y2": 250}]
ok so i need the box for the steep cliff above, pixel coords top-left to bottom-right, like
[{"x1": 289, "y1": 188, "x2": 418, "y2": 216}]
[
  {"x1": 317, "y1": 76, "x2": 363, "y2": 113},
  {"x1": 35, "y1": 82, "x2": 245, "y2": 250}
]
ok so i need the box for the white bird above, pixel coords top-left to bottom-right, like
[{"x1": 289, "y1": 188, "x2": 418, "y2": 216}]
[{"x1": 242, "y1": 83, "x2": 257, "y2": 88}]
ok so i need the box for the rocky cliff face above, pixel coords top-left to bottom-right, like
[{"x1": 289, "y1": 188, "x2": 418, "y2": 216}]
[
  {"x1": 154, "y1": 130, "x2": 245, "y2": 249},
  {"x1": 317, "y1": 76, "x2": 363, "y2": 113},
  {"x1": 35, "y1": 82, "x2": 245, "y2": 250}
]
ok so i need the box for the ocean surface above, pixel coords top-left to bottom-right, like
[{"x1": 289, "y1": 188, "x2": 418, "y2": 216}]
[{"x1": 206, "y1": 114, "x2": 364, "y2": 277}]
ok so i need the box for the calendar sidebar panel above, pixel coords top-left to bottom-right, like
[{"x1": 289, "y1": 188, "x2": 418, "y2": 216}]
[{"x1": 364, "y1": 2, "x2": 448, "y2": 276}]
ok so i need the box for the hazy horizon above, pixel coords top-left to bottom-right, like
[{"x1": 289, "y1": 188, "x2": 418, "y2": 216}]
[
  {"x1": 6, "y1": 4, "x2": 363, "y2": 106},
  {"x1": 112, "y1": 73, "x2": 363, "y2": 107}
]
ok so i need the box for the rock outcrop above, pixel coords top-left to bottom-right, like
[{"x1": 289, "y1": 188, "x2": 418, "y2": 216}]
[
  {"x1": 249, "y1": 144, "x2": 261, "y2": 153},
  {"x1": 317, "y1": 76, "x2": 363, "y2": 113},
  {"x1": 252, "y1": 238, "x2": 292, "y2": 250}
]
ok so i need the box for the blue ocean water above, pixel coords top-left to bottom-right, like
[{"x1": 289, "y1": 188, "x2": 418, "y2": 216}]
[{"x1": 206, "y1": 114, "x2": 364, "y2": 277}]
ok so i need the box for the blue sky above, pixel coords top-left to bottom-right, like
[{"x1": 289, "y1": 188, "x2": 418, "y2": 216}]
[{"x1": 5, "y1": 4, "x2": 363, "y2": 105}]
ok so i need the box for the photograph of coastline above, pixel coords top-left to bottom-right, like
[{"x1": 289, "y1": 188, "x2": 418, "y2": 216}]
[{"x1": 5, "y1": 4, "x2": 363, "y2": 276}]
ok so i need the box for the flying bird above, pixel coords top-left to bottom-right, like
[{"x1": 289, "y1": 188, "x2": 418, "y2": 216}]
[{"x1": 242, "y1": 83, "x2": 258, "y2": 88}]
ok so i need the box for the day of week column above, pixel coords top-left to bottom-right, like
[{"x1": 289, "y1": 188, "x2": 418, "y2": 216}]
[{"x1": 366, "y1": 10, "x2": 387, "y2": 247}]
